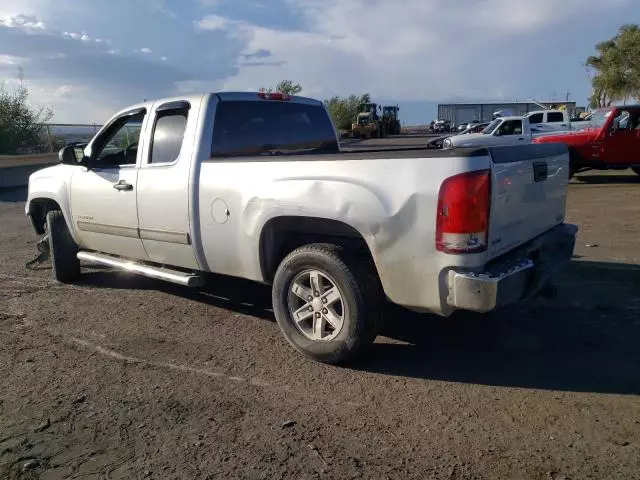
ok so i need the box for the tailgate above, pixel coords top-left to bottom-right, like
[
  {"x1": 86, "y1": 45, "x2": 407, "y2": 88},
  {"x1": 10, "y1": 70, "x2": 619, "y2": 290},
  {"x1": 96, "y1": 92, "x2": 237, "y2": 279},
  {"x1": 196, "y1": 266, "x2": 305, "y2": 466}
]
[{"x1": 487, "y1": 143, "x2": 569, "y2": 260}]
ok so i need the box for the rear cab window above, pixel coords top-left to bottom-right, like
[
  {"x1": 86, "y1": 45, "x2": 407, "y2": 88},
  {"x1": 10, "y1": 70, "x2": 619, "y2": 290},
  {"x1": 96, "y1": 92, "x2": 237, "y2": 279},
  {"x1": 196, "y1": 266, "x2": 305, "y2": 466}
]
[
  {"x1": 149, "y1": 102, "x2": 189, "y2": 165},
  {"x1": 210, "y1": 100, "x2": 339, "y2": 159},
  {"x1": 547, "y1": 112, "x2": 565, "y2": 123}
]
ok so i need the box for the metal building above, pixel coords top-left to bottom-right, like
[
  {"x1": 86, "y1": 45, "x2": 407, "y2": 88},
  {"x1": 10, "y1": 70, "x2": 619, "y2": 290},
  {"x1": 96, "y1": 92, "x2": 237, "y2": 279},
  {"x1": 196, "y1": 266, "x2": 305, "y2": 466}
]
[{"x1": 437, "y1": 101, "x2": 579, "y2": 125}]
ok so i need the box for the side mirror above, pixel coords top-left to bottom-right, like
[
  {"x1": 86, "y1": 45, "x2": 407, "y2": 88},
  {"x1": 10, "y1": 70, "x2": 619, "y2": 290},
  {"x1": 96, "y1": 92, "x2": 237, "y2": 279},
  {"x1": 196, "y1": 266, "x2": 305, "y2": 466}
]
[{"x1": 59, "y1": 145, "x2": 88, "y2": 166}]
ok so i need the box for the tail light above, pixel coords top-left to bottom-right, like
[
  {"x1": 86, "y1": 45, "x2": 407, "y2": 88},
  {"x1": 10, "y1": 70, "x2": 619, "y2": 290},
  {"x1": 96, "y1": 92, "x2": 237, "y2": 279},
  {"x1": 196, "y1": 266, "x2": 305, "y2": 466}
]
[{"x1": 436, "y1": 169, "x2": 491, "y2": 254}]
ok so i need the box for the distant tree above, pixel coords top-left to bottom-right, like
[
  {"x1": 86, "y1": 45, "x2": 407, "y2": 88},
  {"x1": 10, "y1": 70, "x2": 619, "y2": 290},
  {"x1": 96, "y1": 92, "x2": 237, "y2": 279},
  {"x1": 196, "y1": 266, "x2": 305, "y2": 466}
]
[
  {"x1": 323, "y1": 93, "x2": 371, "y2": 130},
  {"x1": 261, "y1": 80, "x2": 303, "y2": 96},
  {"x1": 0, "y1": 73, "x2": 53, "y2": 154},
  {"x1": 586, "y1": 24, "x2": 640, "y2": 108},
  {"x1": 274, "y1": 80, "x2": 302, "y2": 96}
]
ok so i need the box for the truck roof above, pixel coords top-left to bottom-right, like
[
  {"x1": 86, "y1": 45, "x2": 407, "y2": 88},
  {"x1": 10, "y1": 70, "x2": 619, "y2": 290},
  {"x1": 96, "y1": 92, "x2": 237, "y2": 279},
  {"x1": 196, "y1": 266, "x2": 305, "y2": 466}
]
[
  {"x1": 495, "y1": 116, "x2": 525, "y2": 121},
  {"x1": 109, "y1": 92, "x2": 325, "y2": 120},
  {"x1": 526, "y1": 109, "x2": 564, "y2": 114}
]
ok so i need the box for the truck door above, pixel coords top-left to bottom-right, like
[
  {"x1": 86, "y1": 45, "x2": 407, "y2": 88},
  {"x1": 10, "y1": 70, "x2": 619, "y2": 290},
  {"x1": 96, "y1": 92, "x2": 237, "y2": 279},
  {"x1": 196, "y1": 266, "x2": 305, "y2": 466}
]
[
  {"x1": 492, "y1": 119, "x2": 527, "y2": 145},
  {"x1": 546, "y1": 111, "x2": 569, "y2": 131},
  {"x1": 528, "y1": 112, "x2": 545, "y2": 132},
  {"x1": 135, "y1": 99, "x2": 200, "y2": 270},
  {"x1": 70, "y1": 108, "x2": 149, "y2": 260},
  {"x1": 602, "y1": 109, "x2": 640, "y2": 166}
]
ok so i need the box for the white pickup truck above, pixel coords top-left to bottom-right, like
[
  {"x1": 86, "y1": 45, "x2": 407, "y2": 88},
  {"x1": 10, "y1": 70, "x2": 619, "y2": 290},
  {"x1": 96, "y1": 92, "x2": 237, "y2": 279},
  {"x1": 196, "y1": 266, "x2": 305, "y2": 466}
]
[
  {"x1": 524, "y1": 110, "x2": 592, "y2": 133},
  {"x1": 443, "y1": 116, "x2": 537, "y2": 149},
  {"x1": 443, "y1": 113, "x2": 595, "y2": 150},
  {"x1": 26, "y1": 92, "x2": 577, "y2": 364}
]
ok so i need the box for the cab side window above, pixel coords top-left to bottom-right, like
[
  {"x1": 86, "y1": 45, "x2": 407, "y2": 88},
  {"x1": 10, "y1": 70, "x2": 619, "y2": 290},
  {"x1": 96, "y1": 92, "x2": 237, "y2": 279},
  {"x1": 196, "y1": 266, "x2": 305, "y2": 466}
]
[
  {"x1": 149, "y1": 108, "x2": 189, "y2": 165},
  {"x1": 497, "y1": 120, "x2": 523, "y2": 136},
  {"x1": 91, "y1": 112, "x2": 145, "y2": 167},
  {"x1": 547, "y1": 112, "x2": 565, "y2": 123},
  {"x1": 528, "y1": 113, "x2": 543, "y2": 123},
  {"x1": 615, "y1": 111, "x2": 630, "y2": 130}
]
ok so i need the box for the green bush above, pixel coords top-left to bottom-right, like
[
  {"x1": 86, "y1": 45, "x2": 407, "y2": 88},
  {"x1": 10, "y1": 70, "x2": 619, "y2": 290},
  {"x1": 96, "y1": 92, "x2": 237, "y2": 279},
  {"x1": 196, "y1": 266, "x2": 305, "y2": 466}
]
[{"x1": 0, "y1": 82, "x2": 52, "y2": 155}]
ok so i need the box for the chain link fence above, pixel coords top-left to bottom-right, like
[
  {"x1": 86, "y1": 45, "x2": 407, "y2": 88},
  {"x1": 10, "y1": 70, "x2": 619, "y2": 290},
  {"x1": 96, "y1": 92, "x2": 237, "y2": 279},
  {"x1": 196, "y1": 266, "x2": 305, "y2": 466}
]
[{"x1": 7, "y1": 123, "x2": 104, "y2": 155}]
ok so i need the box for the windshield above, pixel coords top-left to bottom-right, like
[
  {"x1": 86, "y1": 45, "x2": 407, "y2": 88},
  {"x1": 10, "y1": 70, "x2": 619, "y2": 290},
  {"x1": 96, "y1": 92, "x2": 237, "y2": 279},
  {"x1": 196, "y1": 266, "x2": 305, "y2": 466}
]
[
  {"x1": 482, "y1": 119, "x2": 501, "y2": 134},
  {"x1": 588, "y1": 109, "x2": 614, "y2": 129}
]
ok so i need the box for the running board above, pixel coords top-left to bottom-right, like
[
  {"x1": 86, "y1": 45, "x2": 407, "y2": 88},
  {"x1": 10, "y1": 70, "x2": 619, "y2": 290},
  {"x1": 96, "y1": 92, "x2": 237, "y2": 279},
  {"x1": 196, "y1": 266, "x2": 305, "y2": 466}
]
[{"x1": 77, "y1": 251, "x2": 204, "y2": 287}]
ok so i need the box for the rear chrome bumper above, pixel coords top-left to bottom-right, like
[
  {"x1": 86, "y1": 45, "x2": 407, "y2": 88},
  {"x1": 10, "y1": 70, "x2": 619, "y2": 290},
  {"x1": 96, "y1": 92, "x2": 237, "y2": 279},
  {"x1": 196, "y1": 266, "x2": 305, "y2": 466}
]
[{"x1": 446, "y1": 223, "x2": 578, "y2": 313}]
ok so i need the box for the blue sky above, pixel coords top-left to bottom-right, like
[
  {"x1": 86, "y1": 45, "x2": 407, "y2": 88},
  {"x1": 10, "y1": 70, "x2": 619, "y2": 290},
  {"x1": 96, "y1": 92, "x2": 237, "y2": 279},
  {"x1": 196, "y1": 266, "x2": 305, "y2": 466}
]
[{"x1": 0, "y1": 0, "x2": 638, "y2": 125}]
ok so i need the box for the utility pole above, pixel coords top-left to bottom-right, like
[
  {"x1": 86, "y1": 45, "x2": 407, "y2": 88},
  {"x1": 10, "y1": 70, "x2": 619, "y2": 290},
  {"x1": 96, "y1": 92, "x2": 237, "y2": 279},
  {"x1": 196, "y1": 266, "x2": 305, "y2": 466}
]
[{"x1": 566, "y1": 92, "x2": 570, "y2": 102}]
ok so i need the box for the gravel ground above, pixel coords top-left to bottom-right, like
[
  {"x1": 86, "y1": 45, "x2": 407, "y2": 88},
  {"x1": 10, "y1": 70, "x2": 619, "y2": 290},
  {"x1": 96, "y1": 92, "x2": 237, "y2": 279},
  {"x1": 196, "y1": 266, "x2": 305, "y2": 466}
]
[{"x1": 1, "y1": 169, "x2": 639, "y2": 480}]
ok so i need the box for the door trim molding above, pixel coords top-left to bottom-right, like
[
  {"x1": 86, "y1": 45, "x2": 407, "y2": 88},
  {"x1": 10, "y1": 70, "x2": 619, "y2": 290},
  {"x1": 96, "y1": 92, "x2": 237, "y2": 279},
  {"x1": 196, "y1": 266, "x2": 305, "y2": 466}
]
[
  {"x1": 139, "y1": 228, "x2": 190, "y2": 245},
  {"x1": 77, "y1": 221, "x2": 139, "y2": 238},
  {"x1": 77, "y1": 221, "x2": 190, "y2": 245}
]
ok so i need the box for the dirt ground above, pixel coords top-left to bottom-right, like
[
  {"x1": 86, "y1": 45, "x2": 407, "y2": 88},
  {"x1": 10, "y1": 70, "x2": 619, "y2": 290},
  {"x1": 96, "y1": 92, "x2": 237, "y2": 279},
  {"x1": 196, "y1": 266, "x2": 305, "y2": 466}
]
[{"x1": 1, "y1": 169, "x2": 639, "y2": 480}]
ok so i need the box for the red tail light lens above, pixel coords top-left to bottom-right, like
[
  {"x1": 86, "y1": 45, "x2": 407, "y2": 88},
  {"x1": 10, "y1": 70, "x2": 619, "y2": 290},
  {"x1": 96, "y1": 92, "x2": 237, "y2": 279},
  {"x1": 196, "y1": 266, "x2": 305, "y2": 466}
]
[{"x1": 436, "y1": 169, "x2": 491, "y2": 254}]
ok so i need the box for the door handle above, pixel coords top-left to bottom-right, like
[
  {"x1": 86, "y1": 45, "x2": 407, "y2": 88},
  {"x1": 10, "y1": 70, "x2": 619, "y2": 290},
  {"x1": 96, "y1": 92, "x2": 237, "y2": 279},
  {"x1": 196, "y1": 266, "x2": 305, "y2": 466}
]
[
  {"x1": 113, "y1": 180, "x2": 133, "y2": 191},
  {"x1": 533, "y1": 161, "x2": 548, "y2": 182}
]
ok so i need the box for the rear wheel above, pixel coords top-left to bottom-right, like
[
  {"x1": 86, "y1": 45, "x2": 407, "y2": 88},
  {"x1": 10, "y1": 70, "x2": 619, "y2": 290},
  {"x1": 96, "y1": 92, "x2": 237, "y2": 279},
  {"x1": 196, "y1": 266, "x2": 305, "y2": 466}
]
[
  {"x1": 46, "y1": 210, "x2": 81, "y2": 283},
  {"x1": 272, "y1": 244, "x2": 381, "y2": 364}
]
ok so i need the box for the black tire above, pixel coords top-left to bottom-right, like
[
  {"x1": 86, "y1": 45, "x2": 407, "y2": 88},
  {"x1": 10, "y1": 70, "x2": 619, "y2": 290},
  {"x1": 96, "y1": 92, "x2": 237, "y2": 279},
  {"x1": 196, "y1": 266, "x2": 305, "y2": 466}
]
[
  {"x1": 632, "y1": 167, "x2": 640, "y2": 176},
  {"x1": 46, "y1": 210, "x2": 81, "y2": 283},
  {"x1": 568, "y1": 148, "x2": 580, "y2": 180},
  {"x1": 272, "y1": 243, "x2": 381, "y2": 364}
]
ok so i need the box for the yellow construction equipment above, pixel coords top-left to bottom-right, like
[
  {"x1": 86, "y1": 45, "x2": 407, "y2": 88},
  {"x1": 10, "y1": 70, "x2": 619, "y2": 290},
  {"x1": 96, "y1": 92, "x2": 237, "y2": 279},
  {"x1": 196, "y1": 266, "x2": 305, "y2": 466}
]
[
  {"x1": 382, "y1": 105, "x2": 401, "y2": 135},
  {"x1": 351, "y1": 103, "x2": 384, "y2": 139}
]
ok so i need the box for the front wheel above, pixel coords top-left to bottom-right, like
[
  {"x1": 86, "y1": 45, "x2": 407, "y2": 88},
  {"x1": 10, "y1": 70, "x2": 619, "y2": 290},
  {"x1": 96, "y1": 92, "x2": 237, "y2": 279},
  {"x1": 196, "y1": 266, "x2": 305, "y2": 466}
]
[{"x1": 272, "y1": 244, "x2": 381, "y2": 364}]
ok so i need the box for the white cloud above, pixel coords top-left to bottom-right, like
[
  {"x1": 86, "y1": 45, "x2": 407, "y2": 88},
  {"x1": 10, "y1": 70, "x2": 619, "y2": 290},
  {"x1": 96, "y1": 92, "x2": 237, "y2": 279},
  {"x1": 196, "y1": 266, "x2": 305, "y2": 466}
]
[
  {"x1": 1, "y1": 14, "x2": 45, "y2": 29},
  {"x1": 214, "y1": 0, "x2": 632, "y2": 103},
  {"x1": 174, "y1": 79, "x2": 224, "y2": 94},
  {"x1": 196, "y1": 14, "x2": 229, "y2": 31},
  {"x1": 54, "y1": 84, "x2": 74, "y2": 97},
  {"x1": 0, "y1": 0, "x2": 635, "y2": 124},
  {"x1": 63, "y1": 31, "x2": 91, "y2": 42},
  {"x1": 0, "y1": 54, "x2": 18, "y2": 64}
]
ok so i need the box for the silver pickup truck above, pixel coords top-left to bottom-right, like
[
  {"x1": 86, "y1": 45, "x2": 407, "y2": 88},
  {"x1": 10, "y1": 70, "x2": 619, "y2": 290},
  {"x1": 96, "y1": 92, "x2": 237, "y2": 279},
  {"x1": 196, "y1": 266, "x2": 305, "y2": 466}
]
[{"x1": 26, "y1": 91, "x2": 577, "y2": 364}]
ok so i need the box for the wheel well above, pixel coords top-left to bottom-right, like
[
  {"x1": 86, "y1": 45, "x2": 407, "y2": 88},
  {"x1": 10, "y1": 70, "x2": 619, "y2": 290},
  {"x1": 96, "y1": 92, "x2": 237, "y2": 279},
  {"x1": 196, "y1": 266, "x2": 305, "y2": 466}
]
[
  {"x1": 28, "y1": 198, "x2": 62, "y2": 234},
  {"x1": 259, "y1": 216, "x2": 377, "y2": 282}
]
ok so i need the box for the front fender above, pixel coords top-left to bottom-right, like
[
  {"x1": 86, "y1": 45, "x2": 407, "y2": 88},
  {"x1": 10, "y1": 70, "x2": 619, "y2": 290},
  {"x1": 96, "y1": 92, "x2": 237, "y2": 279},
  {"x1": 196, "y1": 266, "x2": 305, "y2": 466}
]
[{"x1": 26, "y1": 165, "x2": 77, "y2": 242}]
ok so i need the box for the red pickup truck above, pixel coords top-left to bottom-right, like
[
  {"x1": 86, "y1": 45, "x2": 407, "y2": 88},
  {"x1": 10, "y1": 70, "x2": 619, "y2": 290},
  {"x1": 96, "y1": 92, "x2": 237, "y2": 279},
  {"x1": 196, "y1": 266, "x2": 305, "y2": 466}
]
[{"x1": 532, "y1": 105, "x2": 640, "y2": 178}]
